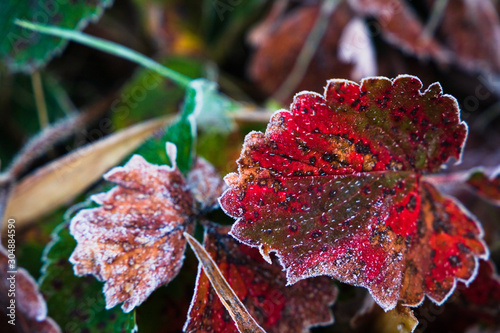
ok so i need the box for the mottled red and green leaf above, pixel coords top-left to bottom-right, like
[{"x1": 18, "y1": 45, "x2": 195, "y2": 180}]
[
  {"x1": 466, "y1": 169, "x2": 500, "y2": 205},
  {"x1": 220, "y1": 75, "x2": 488, "y2": 310}
]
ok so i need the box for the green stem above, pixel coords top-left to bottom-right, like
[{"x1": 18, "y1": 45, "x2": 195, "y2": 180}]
[{"x1": 15, "y1": 19, "x2": 193, "y2": 89}]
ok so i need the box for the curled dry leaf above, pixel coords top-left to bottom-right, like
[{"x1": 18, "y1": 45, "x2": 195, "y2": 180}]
[
  {"x1": 70, "y1": 144, "x2": 195, "y2": 313},
  {"x1": 466, "y1": 168, "x2": 500, "y2": 206},
  {"x1": 219, "y1": 75, "x2": 488, "y2": 311},
  {"x1": 0, "y1": 246, "x2": 61, "y2": 333},
  {"x1": 184, "y1": 225, "x2": 337, "y2": 333},
  {"x1": 3, "y1": 116, "x2": 171, "y2": 229}
]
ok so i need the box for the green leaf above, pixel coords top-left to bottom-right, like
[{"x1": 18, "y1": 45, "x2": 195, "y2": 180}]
[
  {"x1": 191, "y1": 78, "x2": 237, "y2": 134},
  {"x1": 39, "y1": 218, "x2": 137, "y2": 333},
  {"x1": 134, "y1": 78, "x2": 235, "y2": 173},
  {"x1": 111, "y1": 57, "x2": 205, "y2": 130},
  {"x1": 0, "y1": 0, "x2": 113, "y2": 72}
]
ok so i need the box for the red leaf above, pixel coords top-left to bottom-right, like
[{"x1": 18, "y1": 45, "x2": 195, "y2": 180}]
[
  {"x1": 418, "y1": 260, "x2": 500, "y2": 332},
  {"x1": 458, "y1": 260, "x2": 500, "y2": 309},
  {"x1": 220, "y1": 76, "x2": 488, "y2": 310},
  {"x1": 0, "y1": 246, "x2": 61, "y2": 333},
  {"x1": 70, "y1": 149, "x2": 195, "y2": 312},
  {"x1": 184, "y1": 225, "x2": 337, "y2": 333},
  {"x1": 466, "y1": 168, "x2": 500, "y2": 205}
]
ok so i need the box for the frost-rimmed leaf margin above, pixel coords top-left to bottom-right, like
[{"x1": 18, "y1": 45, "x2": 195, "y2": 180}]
[
  {"x1": 219, "y1": 75, "x2": 487, "y2": 312},
  {"x1": 465, "y1": 166, "x2": 500, "y2": 206},
  {"x1": 38, "y1": 203, "x2": 137, "y2": 333}
]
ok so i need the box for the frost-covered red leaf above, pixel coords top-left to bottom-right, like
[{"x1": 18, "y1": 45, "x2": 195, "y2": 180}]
[
  {"x1": 0, "y1": 246, "x2": 61, "y2": 333},
  {"x1": 70, "y1": 145, "x2": 195, "y2": 313},
  {"x1": 466, "y1": 169, "x2": 500, "y2": 205},
  {"x1": 184, "y1": 225, "x2": 337, "y2": 333},
  {"x1": 419, "y1": 260, "x2": 500, "y2": 332},
  {"x1": 220, "y1": 75, "x2": 488, "y2": 310},
  {"x1": 457, "y1": 260, "x2": 500, "y2": 310}
]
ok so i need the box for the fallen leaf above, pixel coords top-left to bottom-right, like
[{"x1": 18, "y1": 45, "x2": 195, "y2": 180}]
[
  {"x1": 184, "y1": 225, "x2": 337, "y2": 333},
  {"x1": 0, "y1": 246, "x2": 61, "y2": 333},
  {"x1": 69, "y1": 143, "x2": 195, "y2": 312},
  {"x1": 219, "y1": 75, "x2": 488, "y2": 311}
]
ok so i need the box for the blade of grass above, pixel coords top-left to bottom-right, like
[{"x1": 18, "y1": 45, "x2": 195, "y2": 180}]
[
  {"x1": 184, "y1": 232, "x2": 266, "y2": 333},
  {"x1": 31, "y1": 70, "x2": 49, "y2": 129},
  {"x1": 15, "y1": 19, "x2": 193, "y2": 89}
]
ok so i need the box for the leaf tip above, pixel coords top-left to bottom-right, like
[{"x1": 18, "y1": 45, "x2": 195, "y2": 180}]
[
  {"x1": 258, "y1": 244, "x2": 273, "y2": 264},
  {"x1": 165, "y1": 142, "x2": 178, "y2": 169}
]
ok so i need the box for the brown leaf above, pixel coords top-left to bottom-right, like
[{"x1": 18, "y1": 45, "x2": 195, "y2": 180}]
[
  {"x1": 347, "y1": 0, "x2": 449, "y2": 62},
  {"x1": 248, "y1": 2, "x2": 355, "y2": 102},
  {"x1": 69, "y1": 144, "x2": 195, "y2": 312},
  {"x1": 0, "y1": 246, "x2": 61, "y2": 333},
  {"x1": 437, "y1": 0, "x2": 500, "y2": 75}
]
